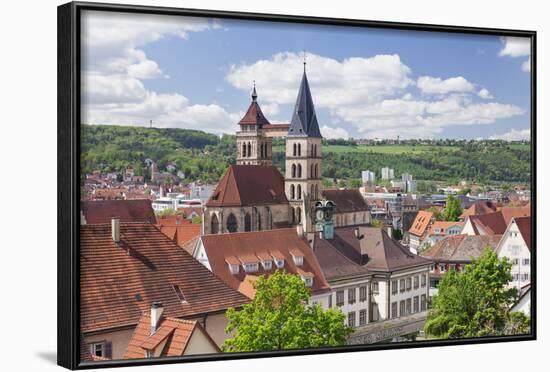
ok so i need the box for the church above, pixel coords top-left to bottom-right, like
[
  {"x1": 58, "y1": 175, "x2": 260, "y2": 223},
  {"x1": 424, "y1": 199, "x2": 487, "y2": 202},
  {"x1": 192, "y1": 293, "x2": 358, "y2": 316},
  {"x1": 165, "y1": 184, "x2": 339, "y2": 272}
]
[{"x1": 203, "y1": 62, "x2": 370, "y2": 237}]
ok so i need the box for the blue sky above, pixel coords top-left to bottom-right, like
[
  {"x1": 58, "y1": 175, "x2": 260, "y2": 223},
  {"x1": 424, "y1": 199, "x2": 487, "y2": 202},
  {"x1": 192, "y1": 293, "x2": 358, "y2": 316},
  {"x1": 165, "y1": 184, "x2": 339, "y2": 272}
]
[{"x1": 82, "y1": 11, "x2": 531, "y2": 140}]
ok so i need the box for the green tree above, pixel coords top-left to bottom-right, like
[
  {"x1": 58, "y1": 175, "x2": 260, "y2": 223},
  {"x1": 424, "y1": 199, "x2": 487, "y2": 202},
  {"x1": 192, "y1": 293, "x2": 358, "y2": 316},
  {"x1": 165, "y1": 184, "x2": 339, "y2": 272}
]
[
  {"x1": 157, "y1": 208, "x2": 176, "y2": 217},
  {"x1": 191, "y1": 215, "x2": 202, "y2": 224},
  {"x1": 223, "y1": 271, "x2": 352, "y2": 352},
  {"x1": 425, "y1": 249, "x2": 525, "y2": 338},
  {"x1": 350, "y1": 178, "x2": 362, "y2": 188},
  {"x1": 391, "y1": 228, "x2": 403, "y2": 240},
  {"x1": 441, "y1": 195, "x2": 463, "y2": 222},
  {"x1": 370, "y1": 219, "x2": 383, "y2": 228},
  {"x1": 426, "y1": 206, "x2": 443, "y2": 221},
  {"x1": 322, "y1": 178, "x2": 334, "y2": 188}
]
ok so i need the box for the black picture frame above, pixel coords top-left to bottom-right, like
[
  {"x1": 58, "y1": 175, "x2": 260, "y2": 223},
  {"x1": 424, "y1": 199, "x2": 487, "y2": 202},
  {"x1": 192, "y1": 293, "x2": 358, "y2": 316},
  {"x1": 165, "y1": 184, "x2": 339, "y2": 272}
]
[{"x1": 58, "y1": 1, "x2": 537, "y2": 370}]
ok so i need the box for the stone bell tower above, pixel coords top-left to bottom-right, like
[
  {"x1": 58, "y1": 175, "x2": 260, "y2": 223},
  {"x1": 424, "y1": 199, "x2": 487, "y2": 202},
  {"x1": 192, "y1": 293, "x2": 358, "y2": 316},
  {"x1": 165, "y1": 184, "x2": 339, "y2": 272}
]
[
  {"x1": 285, "y1": 61, "x2": 323, "y2": 234},
  {"x1": 236, "y1": 83, "x2": 273, "y2": 166}
]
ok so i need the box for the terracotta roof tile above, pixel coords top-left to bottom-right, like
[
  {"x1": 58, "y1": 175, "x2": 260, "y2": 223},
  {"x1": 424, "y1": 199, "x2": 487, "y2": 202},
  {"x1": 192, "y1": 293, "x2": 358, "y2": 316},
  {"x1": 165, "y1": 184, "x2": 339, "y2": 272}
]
[
  {"x1": 124, "y1": 314, "x2": 219, "y2": 359},
  {"x1": 81, "y1": 199, "x2": 156, "y2": 225},
  {"x1": 409, "y1": 210, "x2": 434, "y2": 237},
  {"x1": 238, "y1": 101, "x2": 270, "y2": 126},
  {"x1": 206, "y1": 165, "x2": 288, "y2": 207},
  {"x1": 80, "y1": 223, "x2": 249, "y2": 333},
  {"x1": 199, "y1": 229, "x2": 330, "y2": 296},
  {"x1": 514, "y1": 216, "x2": 532, "y2": 251}
]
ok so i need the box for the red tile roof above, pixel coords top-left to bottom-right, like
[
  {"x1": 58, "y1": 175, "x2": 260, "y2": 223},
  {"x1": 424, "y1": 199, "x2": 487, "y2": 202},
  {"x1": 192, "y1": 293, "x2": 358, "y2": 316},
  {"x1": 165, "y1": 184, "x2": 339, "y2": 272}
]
[
  {"x1": 514, "y1": 216, "x2": 532, "y2": 251},
  {"x1": 206, "y1": 165, "x2": 288, "y2": 207},
  {"x1": 81, "y1": 199, "x2": 156, "y2": 225},
  {"x1": 459, "y1": 201, "x2": 499, "y2": 220},
  {"x1": 80, "y1": 223, "x2": 249, "y2": 333},
  {"x1": 157, "y1": 224, "x2": 202, "y2": 247},
  {"x1": 124, "y1": 313, "x2": 219, "y2": 359},
  {"x1": 427, "y1": 221, "x2": 464, "y2": 236},
  {"x1": 409, "y1": 210, "x2": 434, "y2": 237},
  {"x1": 199, "y1": 229, "x2": 330, "y2": 296},
  {"x1": 468, "y1": 206, "x2": 531, "y2": 235}
]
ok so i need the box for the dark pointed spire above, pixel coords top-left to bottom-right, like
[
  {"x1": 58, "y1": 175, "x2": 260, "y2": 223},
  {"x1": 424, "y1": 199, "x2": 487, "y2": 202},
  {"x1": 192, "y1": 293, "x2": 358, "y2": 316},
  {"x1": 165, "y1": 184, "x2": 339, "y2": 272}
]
[
  {"x1": 251, "y1": 80, "x2": 258, "y2": 102},
  {"x1": 288, "y1": 62, "x2": 322, "y2": 138}
]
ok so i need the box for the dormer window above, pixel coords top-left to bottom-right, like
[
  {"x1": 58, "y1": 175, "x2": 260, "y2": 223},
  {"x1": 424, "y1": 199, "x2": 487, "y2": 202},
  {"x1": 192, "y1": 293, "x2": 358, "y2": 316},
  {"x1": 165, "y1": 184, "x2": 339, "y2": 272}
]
[
  {"x1": 303, "y1": 276, "x2": 313, "y2": 287},
  {"x1": 275, "y1": 259, "x2": 284, "y2": 269},
  {"x1": 290, "y1": 248, "x2": 304, "y2": 266},
  {"x1": 225, "y1": 256, "x2": 240, "y2": 275},
  {"x1": 261, "y1": 260, "x2": 272, "y2": 270},
  {"x1": 244, "y1": 263, "x2": 259, "y2": 273},
  {"x1": 229, "y1": 264, "x2": 239, "y2": 275}
]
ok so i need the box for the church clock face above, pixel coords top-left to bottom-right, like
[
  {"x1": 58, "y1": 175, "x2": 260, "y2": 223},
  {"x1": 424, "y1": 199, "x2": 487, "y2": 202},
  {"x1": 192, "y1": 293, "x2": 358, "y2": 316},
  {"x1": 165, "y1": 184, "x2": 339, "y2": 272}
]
[{"x1": 316, "y1": 209, "x2": 325, "y2": 222}]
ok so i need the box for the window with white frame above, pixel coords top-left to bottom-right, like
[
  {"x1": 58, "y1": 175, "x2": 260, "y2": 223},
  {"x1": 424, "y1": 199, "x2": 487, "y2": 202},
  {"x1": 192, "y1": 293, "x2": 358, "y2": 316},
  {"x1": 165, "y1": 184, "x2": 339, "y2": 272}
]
[
  {"x1": 292, "y1": 255, "x2": 304, "y2": 266},
  {"x1": 439, "y1": 264, "x2": 446, "y2": 273},
  {"x1": 359, "y1": 309, "x2": 367, "y2": 326},
  {"x1": 421, "y1": 274, "x2": 427, "y2": 287},
  {"x1": 400, "y1": 278, "x2": 405, "y2": 292},
  {"x1": 228, "y1": 263, "x2": 239, "y2": 275},
  {"x1": 359, "y1": 286, "x2": 367, "y2": 302},
  {"x1": 392, "y1": 280, "x2": 398, "y2": 294},
  {"x1": 303, "y1": 276, "x2": 313, "y2": 287},
  {"x1": 406, "y1": 298, "x2": 411, "y2": 315},
  {"x1": 522, "y1": 273, "x2": 529, "y2": 281},
  {"x1": 421, "y1": 294, "x2": 427, "y2": 311},
  {"x1": 348, "y1": 288, "x2": 356, "y2": 304},
  {"x1": 348, "y1": 311, "x2": 356, "y2": 327},
  {"x1": 512, "y1": 273, "x2": 520, "y2": 281},
  {"x1": 399, "y1": 300, "x2": 405, "y2": 317},
  {"x1": 372, "y1": 281, "x2": 379, "y2": 294},
  {"x1": 413, "y1": 276, "x2": 419, "y2": 289},
  {"x1": 275, "y1": 259, "x2": 284, "y2": 268},
  {"x1": 430, "y1": 264, "x2": 435, "y2": 272},
  {"x1": 91, "y1": 341, "x2": 112, "y2": 359},
  {"x1": 511, "y1": 245, "x2": 520, "y2": 255},
  {"x1": 336, "y1": 290, "x2": 344, "y2": 307},
  {"x1": 261, "y1": 260, "x2": 272, "y2": 270},
  {"x1": 511, "y1": 258, "x2": 519, "y2": 265},
  {"x1": 523, "y1": 258, "x2": 530, "y2": 266},
  {"x1": 391, "y1": 302, "x2": 398, "y2": 318},
  {"x1": 413, "y1": 296, "x2": 419, "y2": 313},
  {"x1": 406, "y1": 278, "x2": 412, "y2": 291}
]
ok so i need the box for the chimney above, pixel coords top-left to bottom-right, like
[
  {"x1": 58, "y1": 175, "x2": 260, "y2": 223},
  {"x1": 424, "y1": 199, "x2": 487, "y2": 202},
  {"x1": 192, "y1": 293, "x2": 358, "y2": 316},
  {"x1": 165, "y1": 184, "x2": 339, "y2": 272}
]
[
  {"x1": 354, "y1": 227, "x2": 364, "y2": 240},
  {"x1": 111, "y1": 217, "x2": 120, "y2": 243},
  {"x1": 150, "y1": 302, "x2": 164, "y2": 334}
]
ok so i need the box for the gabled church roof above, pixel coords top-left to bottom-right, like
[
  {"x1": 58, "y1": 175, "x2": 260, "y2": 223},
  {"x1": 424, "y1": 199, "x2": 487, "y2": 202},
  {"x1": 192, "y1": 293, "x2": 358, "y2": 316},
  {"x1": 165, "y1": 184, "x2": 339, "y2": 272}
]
[
  {"x1": 206, "y1": 165, "x2": 288, "y2": 207},
  {"x1": 288, "y1": 67, "x2": 322, "y2": 138}
]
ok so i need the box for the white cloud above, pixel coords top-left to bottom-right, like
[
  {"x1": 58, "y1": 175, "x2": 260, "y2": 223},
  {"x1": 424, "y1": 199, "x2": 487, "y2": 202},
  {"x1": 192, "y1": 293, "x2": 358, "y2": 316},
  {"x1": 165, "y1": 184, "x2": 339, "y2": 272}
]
[
  {"x1": 227, "y1": 52, "x2": 413, "y2": 107},
  {"x1": 499, "y1": 37, "x2": 530, "y2": 57},
  {"x1": 489, "y1": 128, "x2": 530, "y2": 141},
  {"x1": 499, "y1": 37, "x2": 531, "y2": 73},
  {"x1": 478, "y1": 88, "x2": 493, "y2": 99},
  {"x1": 81, "y1": 11, "x2": 237, "y2": 133},
  {"x1": 417, "y1": 76, "x2": 475, "y2": 95},
  {"x1": 321, "y1": 125, "x2": 350, "y2": 139},
  {"x1": 522, "y1": 57, "x2": 531, "y2": 72}
]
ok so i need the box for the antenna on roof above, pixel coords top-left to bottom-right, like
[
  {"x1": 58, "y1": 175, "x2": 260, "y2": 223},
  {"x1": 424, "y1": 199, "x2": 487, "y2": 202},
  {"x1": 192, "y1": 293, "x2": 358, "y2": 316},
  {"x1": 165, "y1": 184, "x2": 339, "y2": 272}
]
[
  {"x1": 251, "y1": 80, "x2": 258, "y2": 102},
  {"x1": 303, "y1": 49, "x2": 307, "y2": 72}
]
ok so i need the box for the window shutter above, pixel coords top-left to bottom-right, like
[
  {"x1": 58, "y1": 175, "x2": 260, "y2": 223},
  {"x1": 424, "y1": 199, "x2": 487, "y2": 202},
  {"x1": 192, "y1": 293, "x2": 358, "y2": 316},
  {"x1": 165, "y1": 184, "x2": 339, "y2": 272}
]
[{"x1": 104, "y1": 342, "x2": 112, "y2": 359}]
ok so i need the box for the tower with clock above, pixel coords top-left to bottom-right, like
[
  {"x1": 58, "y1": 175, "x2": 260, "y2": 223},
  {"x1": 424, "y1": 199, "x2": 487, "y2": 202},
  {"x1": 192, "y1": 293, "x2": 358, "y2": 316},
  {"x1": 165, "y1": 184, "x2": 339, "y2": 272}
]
[{"x1": 315, "y1": 200, "x2": 335, "y2": 239}]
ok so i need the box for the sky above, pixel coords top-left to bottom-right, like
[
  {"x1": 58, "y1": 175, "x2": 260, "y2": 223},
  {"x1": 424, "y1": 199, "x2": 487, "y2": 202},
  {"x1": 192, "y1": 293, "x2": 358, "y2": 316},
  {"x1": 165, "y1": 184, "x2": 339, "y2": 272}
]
[{"x1": 81, "y1": 10, "x2": 532, "y2": 140}]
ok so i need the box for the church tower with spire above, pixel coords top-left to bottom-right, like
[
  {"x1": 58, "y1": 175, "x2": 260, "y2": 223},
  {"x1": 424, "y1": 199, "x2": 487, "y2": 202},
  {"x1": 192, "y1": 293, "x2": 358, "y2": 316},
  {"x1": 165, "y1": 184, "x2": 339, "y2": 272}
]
[
  {"x1": 236, "y1": 83, "x2": 273, "y2": 166},
  {"x1": 285, "y1": 60, "x2": 323, "y2": 234}
]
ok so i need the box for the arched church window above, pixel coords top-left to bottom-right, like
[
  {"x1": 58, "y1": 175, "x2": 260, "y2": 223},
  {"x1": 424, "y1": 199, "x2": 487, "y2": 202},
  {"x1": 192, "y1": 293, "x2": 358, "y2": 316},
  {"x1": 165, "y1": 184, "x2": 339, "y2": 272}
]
[
  {"x1": 242, "y1": 143, "x2": 247, "y2": 158},
  {"x1": 298, "y1": 143, "x2": 302, "y2": 156},
  {"x1": 297, "y1": 185, "x2": 302, "y2": 200},
  {"x1": 291, "y1": 164, "x2": 296, "y2": 178},
  {"x1": 296, "y1": 207, "x2": 302, "y2": 223},
  {"x1": 297, "y1": 164, "x2": 302, "y2": 178},
  {"x1": 310, "y1": 164, "x2": 314, "y2": 178},
  {"x1": 293, "y1": 143, "x2": 297, "y2": 156},
  {"x1": 244, "y1": 213, "x2": 251, "y2": 232},
  {"x1": 226, "y1": 213, "x2": 238, "y2": 233},
  {"x1": 211, "y1": 213, "x2": 219, "y2": 234},
  {"x1": 247, "y1": 142, "x2": 252, "y2": 157},
  {"x1": 258, "y1": 214, "x2": 262, "y2": 231},
  {"x1": 314, "y1": 164, "x2": 319, "y2": 178},
  {"x1": 290, "y1": 184, "x2": 295, "y2": 200},
  {"x1": 291, "y1": 207, "x2": 296, "y2": 224}
]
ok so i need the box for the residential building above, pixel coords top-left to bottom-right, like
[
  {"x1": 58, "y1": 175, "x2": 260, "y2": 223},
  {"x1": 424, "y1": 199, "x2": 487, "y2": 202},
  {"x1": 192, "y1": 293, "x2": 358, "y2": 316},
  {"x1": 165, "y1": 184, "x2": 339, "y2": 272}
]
[
  {"x1": 423, "y1": 221, "x2": 464, "y2": 247},
  {"x1": 495, "y1": 216, "x2": 532, "y2": 291},
  {"x1": 408, "y1": 210, "x2": 434, "y2": 252},
  {"x1": 313, "y1": 223, "x2": 432, "y2": 341},
  {"x1": 510, "y1": 284, "x2": 531, "y2": 315},
  {"x1": 381, "y1": 167, "x2": 395, "y2": 180},
  {"x1": 80, "y1": 220, "x2": 249, "y2": 361},
  {"x1": 362, "y1": 170, "x2": 376, "y2": 184},
  {"x1": 459, "y1": 201, "x2": 500, "y2": 221},
  {"x1": 124, "y1": 305, "x2": 220, "y2": 359},
  {"x1": 421, "y1": 234, "x2": 502, "y2": 298}
]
